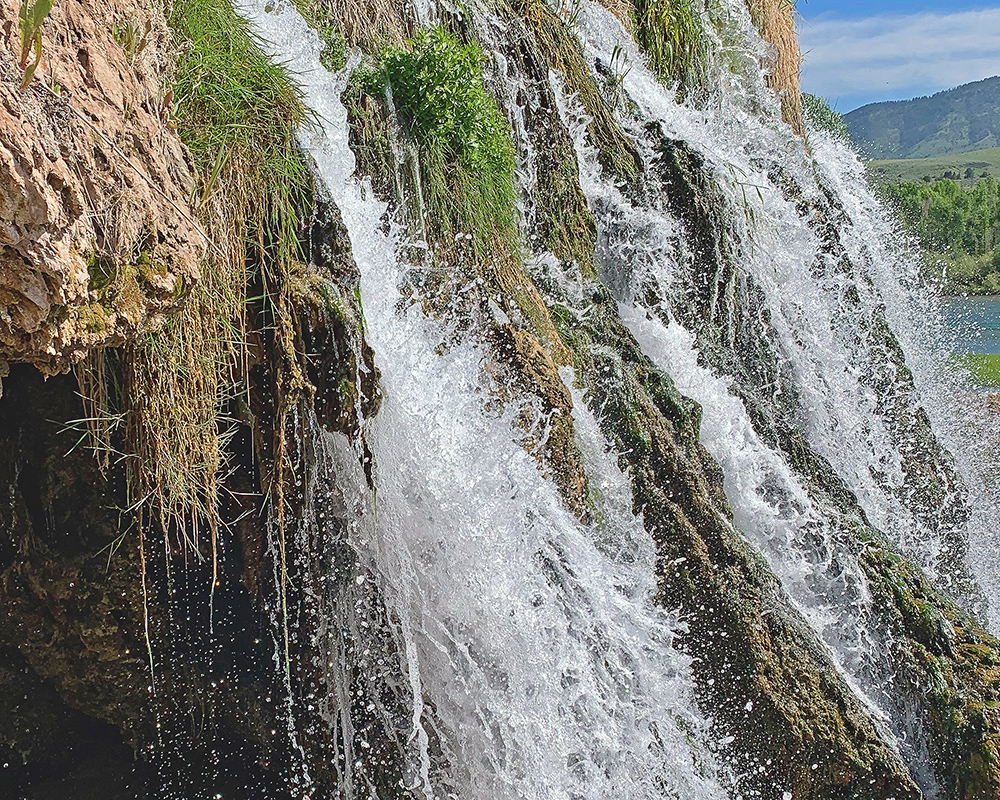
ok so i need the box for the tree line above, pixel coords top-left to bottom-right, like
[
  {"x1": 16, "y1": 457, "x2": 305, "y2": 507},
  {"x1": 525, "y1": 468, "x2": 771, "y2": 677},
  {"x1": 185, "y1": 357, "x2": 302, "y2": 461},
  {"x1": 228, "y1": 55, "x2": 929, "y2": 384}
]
[{"x1": 879, "y1": 176, "x2": 1000, "y2": 294}]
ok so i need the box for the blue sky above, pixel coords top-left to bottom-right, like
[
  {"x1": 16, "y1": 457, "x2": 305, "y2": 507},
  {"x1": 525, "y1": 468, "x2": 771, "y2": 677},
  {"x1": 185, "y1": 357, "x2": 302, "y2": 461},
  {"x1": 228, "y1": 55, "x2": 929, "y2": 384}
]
[{"x1": 797, "y1": 1, "x2": 1000, "y2": 112}]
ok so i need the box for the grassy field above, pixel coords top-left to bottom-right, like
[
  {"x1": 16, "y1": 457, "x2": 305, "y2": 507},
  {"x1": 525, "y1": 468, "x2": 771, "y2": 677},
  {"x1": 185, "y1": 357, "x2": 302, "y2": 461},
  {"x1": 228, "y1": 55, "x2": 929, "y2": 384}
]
[
  {"x1": 952, "y1": 353, "x2": 1000, "y2": 386},
  {"x1": 869, "y1": 147, "x2": 1000, "y2": 184}
]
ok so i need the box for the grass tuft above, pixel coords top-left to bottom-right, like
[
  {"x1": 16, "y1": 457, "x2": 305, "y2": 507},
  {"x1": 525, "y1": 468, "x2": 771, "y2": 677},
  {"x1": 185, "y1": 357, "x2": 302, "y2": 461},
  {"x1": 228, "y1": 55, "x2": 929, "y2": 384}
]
[
  {"x1": 630, "y1": 0, "x2": 705, "y2": 88},
  {"x1": 78, "y1": 0, "x2": 312, "y2": 568},
  {"x1": 384, "y1": 26, "x2": 519, "y2": 263},
  {"x1": 513, "y1": 0, "x2": 640, "y2": 180},
  {"x1": 745, "y1": 0, "x2": 803, "y2": 134},
  {"x1": 802, "y1": 93, "x2": 848, "y2": 141}
]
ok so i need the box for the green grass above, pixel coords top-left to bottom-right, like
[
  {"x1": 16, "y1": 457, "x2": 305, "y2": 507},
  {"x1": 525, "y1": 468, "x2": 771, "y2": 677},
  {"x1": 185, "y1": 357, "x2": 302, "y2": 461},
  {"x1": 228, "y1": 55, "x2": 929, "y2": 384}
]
[
  {"x1": 383, "y1": 26, "x2": 518, "y2": 263},
  {"x1": 170, "y1": 0, "x2": 309, "y2": 253},
  {"x1": 952, "y1": 353, "x2": 1000, "y2": 386},
  {"x1": 869, "y1": 147, "x2": 1000, "y2": 186},
  {"x1": 803, "y1": 93, "x2": 848, "y2": 140},
  {"x1": 111, "y1": 0, "x2": 313, "y2": 552},
  {"x1": 630, "y1": 0, "x2": 705, "y2": 87}
]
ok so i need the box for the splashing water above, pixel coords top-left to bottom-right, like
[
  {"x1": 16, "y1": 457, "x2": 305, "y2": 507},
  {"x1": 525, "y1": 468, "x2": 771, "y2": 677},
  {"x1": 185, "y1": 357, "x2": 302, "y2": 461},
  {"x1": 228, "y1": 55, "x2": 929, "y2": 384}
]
[
  {"x1": 553, "y1": 0, "x2": 998, "y2": 790},
  {"x1": 238, "y1": 1, "x2": 727, "y2": 797}
]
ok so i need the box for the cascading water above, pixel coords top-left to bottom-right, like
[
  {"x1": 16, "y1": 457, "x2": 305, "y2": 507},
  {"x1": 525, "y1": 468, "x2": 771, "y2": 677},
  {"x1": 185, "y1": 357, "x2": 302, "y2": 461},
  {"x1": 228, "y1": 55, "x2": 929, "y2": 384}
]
[
  {"x1": 225, "y1": 0, "x2": 1000, "y2": 795},
  {"x1": 552, "y1": 0, "x2": 999, "y2": 792},
  {"x1": 239, "y1": 2, "x2": 728, "y2": 797}
]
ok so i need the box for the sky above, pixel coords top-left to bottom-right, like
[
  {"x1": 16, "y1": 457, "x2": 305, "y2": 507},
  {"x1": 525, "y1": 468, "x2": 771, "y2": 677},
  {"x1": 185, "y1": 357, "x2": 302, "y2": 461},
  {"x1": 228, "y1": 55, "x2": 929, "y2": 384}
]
[{"x1": 797, "y1": 1, "x2": 1000, "y2": 113}]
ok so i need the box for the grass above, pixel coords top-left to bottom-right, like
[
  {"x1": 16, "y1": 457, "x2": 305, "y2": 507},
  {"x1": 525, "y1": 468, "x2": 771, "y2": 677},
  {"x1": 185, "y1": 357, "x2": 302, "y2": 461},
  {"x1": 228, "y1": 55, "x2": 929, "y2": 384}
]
[
  {"x1": 384, "y1": 26, "x2": 519, "y2": 264},
  {"x1": 869, "y1": 147, "x2": 1000, "y2": 185},
  {"x1": 78, "y1": 0, "x2": 312, "y2": 572},
  {"x1": 308, "y1": 0, "x2": 409, "y2": 52},
  {"x1": 803, "y1": 92, "x2": 847, "y2": 140},
  {"x1": 744, "y1": 0, "x2": 802, "y2": 134},
  {"x1": 630, "y1": 0, "x2": 705, "y2": 88},
  {"x1": 952, "y1": 353, "x2": 1000, "y2": 386},
  {"x1": 513, "y1": 0, "x2": 639, "y2": 180}
]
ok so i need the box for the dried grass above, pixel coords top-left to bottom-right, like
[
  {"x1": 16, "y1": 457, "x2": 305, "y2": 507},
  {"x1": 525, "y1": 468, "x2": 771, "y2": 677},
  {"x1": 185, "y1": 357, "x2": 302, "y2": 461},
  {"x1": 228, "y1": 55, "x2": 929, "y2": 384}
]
[
  {"x1": 745, "y1": 0, "x2": 803, "y2": 135},
  {"x1": 314, "y1": 0, "x2": 413, "y2": 52}
]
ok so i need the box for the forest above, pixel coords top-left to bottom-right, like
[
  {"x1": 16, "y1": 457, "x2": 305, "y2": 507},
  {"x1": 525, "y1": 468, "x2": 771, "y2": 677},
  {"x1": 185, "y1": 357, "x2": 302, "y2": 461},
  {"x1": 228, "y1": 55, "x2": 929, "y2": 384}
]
[{"x1": 878, "y1": 175, "x2": 1000, "y2": 294}]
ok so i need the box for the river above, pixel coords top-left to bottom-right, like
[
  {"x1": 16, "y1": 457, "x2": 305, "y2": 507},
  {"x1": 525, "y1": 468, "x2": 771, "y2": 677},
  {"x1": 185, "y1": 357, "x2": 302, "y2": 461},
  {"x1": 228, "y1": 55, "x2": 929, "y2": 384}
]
[{"x1": 941, "y1": 295, "x2": 1000, "y2": 354}]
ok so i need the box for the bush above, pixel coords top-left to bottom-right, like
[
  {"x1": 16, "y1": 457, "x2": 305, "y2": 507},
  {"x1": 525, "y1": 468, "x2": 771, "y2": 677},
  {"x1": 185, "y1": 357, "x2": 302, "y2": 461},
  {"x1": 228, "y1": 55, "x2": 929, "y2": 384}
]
[{"x1": 383, "y1": 27, "x2": 517, "y2": 261}]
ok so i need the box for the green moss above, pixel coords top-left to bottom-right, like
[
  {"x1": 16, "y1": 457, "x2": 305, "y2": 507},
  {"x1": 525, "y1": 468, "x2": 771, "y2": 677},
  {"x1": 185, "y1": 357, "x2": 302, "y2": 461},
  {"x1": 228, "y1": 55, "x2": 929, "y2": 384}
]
[
  {"x1": 136, "y1": 256, "x2": 168, "y2": 283},
  {"x1": 382, "y1": 26, "x2": 518, "y2": 263},
  {"x1": 79, "y1": 303, "x2": 109, "y2": 334},
  {"x1": 87, "y1": 253, "x2": 117, "y2": 292}
]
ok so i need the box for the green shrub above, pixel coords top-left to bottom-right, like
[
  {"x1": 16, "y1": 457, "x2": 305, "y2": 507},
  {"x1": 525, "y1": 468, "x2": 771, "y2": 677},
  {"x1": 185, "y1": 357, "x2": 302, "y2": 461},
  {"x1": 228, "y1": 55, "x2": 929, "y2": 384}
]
[
  {"x1": 802, "y1": 93, "x2": 849, "y2": 140},
  {"x1": 383, "y1": 27, "x2": 518, "y2": 261}
]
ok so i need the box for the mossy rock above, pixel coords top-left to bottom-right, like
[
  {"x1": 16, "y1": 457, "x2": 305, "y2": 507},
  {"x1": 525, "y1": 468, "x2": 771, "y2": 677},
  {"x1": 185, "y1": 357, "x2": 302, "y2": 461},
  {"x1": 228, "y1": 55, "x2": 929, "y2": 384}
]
[
  {"x1": 640, "y1": 120, "x2": 1000, "y2": 795},
  {"x1": 542, "y1": 276, "x2": 920, "y2": 799}
]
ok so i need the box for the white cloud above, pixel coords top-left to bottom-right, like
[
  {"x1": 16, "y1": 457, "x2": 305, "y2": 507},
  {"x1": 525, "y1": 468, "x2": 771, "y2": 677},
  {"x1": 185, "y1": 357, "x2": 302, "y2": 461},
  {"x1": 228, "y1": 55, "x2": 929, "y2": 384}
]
[{"x1": 798, "y1": 8, "x2": 1000, "y2": 108}]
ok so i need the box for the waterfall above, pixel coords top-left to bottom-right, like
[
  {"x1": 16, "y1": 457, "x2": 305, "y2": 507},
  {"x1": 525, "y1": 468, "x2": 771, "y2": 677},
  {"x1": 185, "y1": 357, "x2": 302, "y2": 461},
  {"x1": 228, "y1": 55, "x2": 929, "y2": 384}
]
[
  {"x1": 555, "y1": 0, "x2": 998, "y2": 792},
  {"x1": 229, "y1": 0, "x2": 1000, "y2": 796},
  {"x1": 239, "y1": 2, "x2": 727, "y2": 797}
]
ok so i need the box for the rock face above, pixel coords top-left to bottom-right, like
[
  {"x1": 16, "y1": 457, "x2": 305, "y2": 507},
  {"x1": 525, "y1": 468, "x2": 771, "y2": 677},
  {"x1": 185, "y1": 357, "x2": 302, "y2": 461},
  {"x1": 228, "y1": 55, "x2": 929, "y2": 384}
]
[
  {"x1": 2, "y1": 0, "x2": 1000, "y2": 797},
  {"x1": 0, "y1": 0, "x2": 202, "y2": 376}
]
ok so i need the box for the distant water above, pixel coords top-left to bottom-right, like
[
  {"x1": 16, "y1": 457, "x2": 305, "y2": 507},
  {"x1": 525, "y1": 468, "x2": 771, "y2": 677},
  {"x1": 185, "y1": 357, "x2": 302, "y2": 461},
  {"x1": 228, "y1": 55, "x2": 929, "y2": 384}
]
[{"x1": 941, "y1": 296, "x2": 1000, "y2": 354}]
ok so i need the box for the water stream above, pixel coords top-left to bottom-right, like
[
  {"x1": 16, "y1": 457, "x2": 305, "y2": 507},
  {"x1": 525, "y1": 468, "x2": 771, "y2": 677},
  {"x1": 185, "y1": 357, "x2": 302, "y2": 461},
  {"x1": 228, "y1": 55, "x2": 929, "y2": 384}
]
[
  {"x1": 239, "y1": 2, "x2": 727, "y2": 797},
  {"x1": 233, "y1": 0, "x2": 999, "y2": 795}
]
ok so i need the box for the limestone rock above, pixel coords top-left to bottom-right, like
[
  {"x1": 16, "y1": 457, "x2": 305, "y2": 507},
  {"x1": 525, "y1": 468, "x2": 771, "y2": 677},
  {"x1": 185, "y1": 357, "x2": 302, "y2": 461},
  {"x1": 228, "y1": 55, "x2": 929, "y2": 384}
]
[{"x1": 0, "y1": 0, "x2": 202, "y2": 375}]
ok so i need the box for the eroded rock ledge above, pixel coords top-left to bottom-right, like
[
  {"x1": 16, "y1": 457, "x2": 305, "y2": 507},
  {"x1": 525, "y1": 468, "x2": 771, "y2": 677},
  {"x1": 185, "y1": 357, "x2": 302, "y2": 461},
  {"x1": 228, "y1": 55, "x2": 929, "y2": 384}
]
[{"x1": 1, "y1": 0, "x2": 202, "y2": 376}]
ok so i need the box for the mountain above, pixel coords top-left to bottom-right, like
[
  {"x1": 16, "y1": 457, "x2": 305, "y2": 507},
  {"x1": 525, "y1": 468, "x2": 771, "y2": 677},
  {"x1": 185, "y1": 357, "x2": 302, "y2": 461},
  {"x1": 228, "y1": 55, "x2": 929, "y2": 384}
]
[{"x1": 846, "y1": 75, "x2": 1000, "y2": 159}]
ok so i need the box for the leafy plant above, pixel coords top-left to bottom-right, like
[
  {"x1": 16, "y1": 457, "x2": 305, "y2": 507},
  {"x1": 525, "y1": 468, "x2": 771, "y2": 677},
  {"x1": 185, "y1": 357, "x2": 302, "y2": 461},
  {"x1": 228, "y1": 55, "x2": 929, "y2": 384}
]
[
  {"x1": 630, "y1": 0, "x2": 705, "y2": 87},
  {"x1": 17, "y1": 0, "x2": 52, "y2": 90},
  {"x1": 383, "y1": 26, "x2": 518, "y2": 260}
]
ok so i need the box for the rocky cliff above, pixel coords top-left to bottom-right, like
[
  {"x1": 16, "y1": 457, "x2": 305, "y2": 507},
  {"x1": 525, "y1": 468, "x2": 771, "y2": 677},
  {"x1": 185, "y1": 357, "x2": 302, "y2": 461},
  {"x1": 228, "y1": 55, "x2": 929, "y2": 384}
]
[
  {"x1": 2, "y1": 0, "x2": 999, "y2": 797},
  {"x1": 1, "y1": 0, "x2": 203, "y2": 376}
]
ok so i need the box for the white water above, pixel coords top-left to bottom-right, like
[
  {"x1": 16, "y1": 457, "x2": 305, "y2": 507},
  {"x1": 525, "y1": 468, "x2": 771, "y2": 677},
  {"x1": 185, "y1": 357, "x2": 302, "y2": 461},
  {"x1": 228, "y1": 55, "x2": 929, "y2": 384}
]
[
  {"x1": 552, "y1": 0, "x2": 996, "y2": 790},
  {"x1": 239, "y1": 2, "x2": 727, "y2": 797},
  {"x1": 226, "y1": 0, "x2": 1000, "y2": 794}
]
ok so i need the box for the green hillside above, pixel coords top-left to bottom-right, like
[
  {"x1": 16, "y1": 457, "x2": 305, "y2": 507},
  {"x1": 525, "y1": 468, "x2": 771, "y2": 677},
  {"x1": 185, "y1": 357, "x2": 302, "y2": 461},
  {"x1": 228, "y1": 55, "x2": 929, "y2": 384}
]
[
  {"x1": 868, "y1": 147, "x2": 1000, "y2": 184},
  {"x1": 846, "y1": 75, "x2": 1000, "y2": 159}
]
